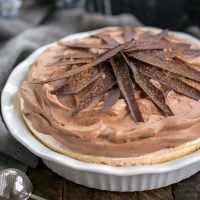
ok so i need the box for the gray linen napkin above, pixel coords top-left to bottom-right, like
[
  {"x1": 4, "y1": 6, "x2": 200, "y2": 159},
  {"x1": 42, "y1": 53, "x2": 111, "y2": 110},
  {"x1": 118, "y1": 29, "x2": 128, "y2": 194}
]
[{"x1": 0, "y1": 6, "x2": 141, "y2": 170}]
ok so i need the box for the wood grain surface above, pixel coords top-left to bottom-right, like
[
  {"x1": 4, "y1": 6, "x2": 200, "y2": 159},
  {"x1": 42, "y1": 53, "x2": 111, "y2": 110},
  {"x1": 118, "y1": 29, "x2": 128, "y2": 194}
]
[{"x1": 28, "y1": 162, "x2": 200, "y2": 200}]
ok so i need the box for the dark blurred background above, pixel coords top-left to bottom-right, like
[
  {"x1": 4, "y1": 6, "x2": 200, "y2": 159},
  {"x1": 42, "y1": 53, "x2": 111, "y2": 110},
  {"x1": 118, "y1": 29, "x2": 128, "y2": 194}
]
[
  {"x1": 84, "y1": 0, "x2": 200, "y2": 31},
  {"x1": 22, "y1": 0, "x2": 200, "y2": 31},
  {"x1": 0, "y1": 0, "x2": 199, "y2": 29},
  {"x1": 0, "y1": 0, "x2": 200, "y2": 36}
]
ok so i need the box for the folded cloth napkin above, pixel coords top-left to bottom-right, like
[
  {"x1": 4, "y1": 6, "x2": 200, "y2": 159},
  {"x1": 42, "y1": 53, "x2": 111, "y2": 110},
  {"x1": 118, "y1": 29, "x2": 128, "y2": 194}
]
[{"x1": 0, "y1": 5, "x2": 141, "y2": 170}]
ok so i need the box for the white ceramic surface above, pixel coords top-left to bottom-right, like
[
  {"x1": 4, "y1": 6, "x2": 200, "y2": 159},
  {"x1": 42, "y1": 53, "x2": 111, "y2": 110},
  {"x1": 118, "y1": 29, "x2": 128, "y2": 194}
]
[{"x1": 2, "y1": 27, "x2": 200, "y2": 192}]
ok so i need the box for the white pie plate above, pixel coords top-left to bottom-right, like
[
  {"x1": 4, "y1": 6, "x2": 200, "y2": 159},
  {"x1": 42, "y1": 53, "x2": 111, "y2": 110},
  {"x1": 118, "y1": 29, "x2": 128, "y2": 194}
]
[{"x1": 2, "y1": 27, "x2": 200, "y2": 192}]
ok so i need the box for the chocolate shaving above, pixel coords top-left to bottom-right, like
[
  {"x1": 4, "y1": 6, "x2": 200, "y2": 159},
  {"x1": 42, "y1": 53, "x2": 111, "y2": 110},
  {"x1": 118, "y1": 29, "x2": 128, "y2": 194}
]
[
  {"x1": 78, "y1": 40, "x2": 133, "y2": 68},
  {"x1": 65, "y1": 65, "x2": 72, "y2": 71},
  {"x1": 110, "y1": 54, "x2": 144, "y2": 122},
  {"x1": 73, "y1": 67, "x2": 115, "y2": 115},
  {"x1": 130, "y1": 50, "x2": 200, "y2": 82},
  {"x1": 51, "y1": 67, "x2": 104, "y2": 95},
  {"x1": 179, "y1": 49, "x2": 200, "y2": 56},
  {"x1": 52, "y1": 40, "x2": 133, "y2": 82},
  {"x1": 137, "y1": 63, "x2": 200, "y2": 100},
  {"x1": 139, "y1": 29, "x2": 169, "y2": 42},
  {"x1": 153, "y1": 29, "x2": 169, "y2": 40},
  {"x1": 54, "y1": 52, "x2": 95, "y2": 59},
  {"x1": 123, "y1": 26, "x2": 133, "y2": 42},
  {"x1": 38, "y1": 40, "x2": 132, "y2": 83},
  {"x1": 172, "y1": 43, "x2": 191, "y2": 49},
  {"x1": 178, "y1": 77, "x2": 200, "y2": 90},
  {"x1": 95, "y1": 34, "x2": 119, "y2": 45},
  {"x1": 135, "y1": 72, "x2": 173, "y2": 116},
  {"x1": 138, "y1": 31, "x2": 157, "y2": 41},
  {"x1": 59, "y1": 42, "x2": 113, "y2": 49},
  {"x1": 125, "y1": 40, "x2": 190, "y2": 52},
  {"x1": 159, "y1": 84, "x2": 171, "y2": 97},
  {"x1": 121, "y1": 52, "x2": 137, "y2": 75},
  {"x1": 175, "y1": 49, "x2": 200, "y2": 63},
  {"x1": 46, "y1": 58, "x2": 92, "y2": 66},
  {"x1": 103, "y1": 86, "x2": 120, "y2": 112},
  {"x1": 124, "y1": 41, "x2": 165, "y2": 52},
  {"x1": 123, "y1": 55, "x2": 173, "y2": 116}
]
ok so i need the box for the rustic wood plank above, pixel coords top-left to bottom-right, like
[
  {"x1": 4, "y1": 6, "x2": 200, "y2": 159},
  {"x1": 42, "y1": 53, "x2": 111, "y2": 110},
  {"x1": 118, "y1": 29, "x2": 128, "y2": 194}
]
[
  {"x1": 63, "y1": 179, "x2": 94, "y2": 200},
  {"x1": 173, "y1": 172, "x2": 200, "y2": 200},
  {"x1": 94, "y1": 191, "x2": 138, "y2": 200},
  {"x1": 138, "y1": 186, "x2": 173, "y2": 200},
  {"x1": 27, "y1": 161, "x2": 63, "y2": 200}
]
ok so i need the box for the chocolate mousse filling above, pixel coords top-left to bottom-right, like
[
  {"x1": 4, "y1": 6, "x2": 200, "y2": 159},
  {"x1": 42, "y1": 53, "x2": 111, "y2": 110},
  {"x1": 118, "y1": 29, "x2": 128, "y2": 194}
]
[
  {"x1": 34, "y1": 27, "x2": 200, "y2": 121},
  {"x1": 20, "y1": 27, "x2": 200, "y2": 157}
]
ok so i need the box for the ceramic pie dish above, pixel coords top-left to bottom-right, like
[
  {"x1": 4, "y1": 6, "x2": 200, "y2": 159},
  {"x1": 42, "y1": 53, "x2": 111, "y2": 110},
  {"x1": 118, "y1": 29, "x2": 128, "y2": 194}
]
[{"x1": 2, "y1": 27, "x2": 200, "y2": 191}]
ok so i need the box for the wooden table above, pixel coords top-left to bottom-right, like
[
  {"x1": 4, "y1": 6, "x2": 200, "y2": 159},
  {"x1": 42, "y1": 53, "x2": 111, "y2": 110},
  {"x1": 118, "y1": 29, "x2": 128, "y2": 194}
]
[{"x1": 28, "y1": 162, "x2": 200, "y2": 200}]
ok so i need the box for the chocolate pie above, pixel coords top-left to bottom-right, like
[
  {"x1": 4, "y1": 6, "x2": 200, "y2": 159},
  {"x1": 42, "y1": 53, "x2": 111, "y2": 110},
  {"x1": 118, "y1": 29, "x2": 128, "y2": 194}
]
[{"x1": 20, "y1": 27, "x2": 200, "y2": 166}]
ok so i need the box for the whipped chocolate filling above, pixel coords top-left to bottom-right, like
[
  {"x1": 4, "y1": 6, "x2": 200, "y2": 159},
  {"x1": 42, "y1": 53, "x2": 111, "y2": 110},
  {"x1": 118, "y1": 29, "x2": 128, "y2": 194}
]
[{"x1": 20, "y1": 28, "x2": 200, "y2": 157}]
